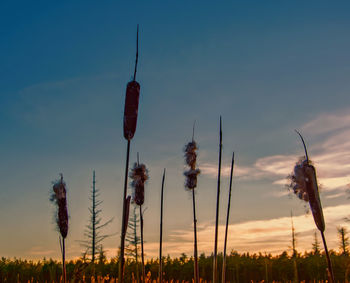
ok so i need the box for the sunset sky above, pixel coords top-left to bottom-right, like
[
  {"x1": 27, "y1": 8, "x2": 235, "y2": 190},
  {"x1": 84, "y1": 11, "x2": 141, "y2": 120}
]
[{"x1": 1, "y1": 1, "x2": 350, "y2": 260}]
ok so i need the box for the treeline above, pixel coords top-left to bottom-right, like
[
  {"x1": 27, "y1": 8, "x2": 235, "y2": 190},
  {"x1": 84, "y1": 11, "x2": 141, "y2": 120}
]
[{"x1": 1, "y1": 250, "x2": 350, "y2": 282}]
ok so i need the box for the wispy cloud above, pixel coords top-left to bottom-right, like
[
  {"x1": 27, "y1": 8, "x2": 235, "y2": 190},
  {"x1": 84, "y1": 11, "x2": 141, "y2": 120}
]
[
  {"x1": 200, "y1": 162, "x2": 252, "y2": 179},
  {"x1": 302, "y1": 108, "x2": 350, "y2": 136},
  {"x1": 28, "y1": 246, "x2": 56, "y2": 256},
  {"x1": 139, "y1": 204, "x2": 350, "y2": 258},
  {"x1": 201, "y1": 108, "x2": 350, "y2": 196}
]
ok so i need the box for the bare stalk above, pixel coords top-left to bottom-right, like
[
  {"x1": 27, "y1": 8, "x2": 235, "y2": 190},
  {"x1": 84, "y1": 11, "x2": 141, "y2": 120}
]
[
  {"x1": 62, "y1": 238, "x2": 66, "y2": 283},
  {"x1": 140, "y1": 206, "x2": 146, "y2": 283},
  {"x1": 192, "y1": 189, "x2": 199, "y2": 283},
  {"x1": 159, "y1": 169, "x2": 166, "y2": 283},
  {"x1": 133, "y1": 24, "x2": 139, "y2": 81},
  {"x1": 222, "y1": 152, "x2": 234, "y2": 283},
  {"x1": 213, "y1": 116, "x2": 222, "y2": 283}
]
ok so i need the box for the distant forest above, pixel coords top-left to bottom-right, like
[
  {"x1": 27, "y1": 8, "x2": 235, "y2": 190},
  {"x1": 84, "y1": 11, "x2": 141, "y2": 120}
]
[{"x1": 1, "y1": 249, "x2": 350, "y2": 282}]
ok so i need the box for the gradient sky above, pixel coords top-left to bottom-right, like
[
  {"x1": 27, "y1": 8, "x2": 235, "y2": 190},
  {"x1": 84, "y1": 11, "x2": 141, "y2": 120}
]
[{"x1": 1, "y1": 1, "x2": 350, "y2": 260}]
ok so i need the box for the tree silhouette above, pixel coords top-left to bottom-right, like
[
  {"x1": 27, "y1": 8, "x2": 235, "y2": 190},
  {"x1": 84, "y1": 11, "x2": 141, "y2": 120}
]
[
  {"x1": 80, "y1": 171, "x2": 113, "y2": 263},
  {"x1": 312, "y1": 231, "x2": 321, "y2": 255},
  {"x1": 125, "y1": 205, "x2": 141, "y2": 282},
  {"x1": 338, "y1": 227, "x2": 349, "y2": 256}
]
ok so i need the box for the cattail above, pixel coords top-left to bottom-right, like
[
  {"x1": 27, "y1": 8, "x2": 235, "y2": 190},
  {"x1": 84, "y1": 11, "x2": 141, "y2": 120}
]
[
  {"x1": 51, "y1": 174, "x2": 68, "y2": 239},
  {"x1": 184, "y1": 140, "x2": 200, "y2": 190},
  {"x1": 130, "y1": 161, "x2": 149, "y2": 283},
  {"x1": 123, "y1": 80, "x2": 140, "y2": 140},
  {"x1": 289, "y1": 131, "x2": 325, "y2": 232},
  {"x1": 290, "y1": 159, "x2": 309, "y2": 202},
  {"x1": 50, "y1": 174, "x2": 68, "y2": 283},
  {"x1": 184, "y1": 126, "x2": 200, "y2": 283},
  {"x1": 123, "y1": 25, "x2": 140, "y2": 141},
  {"x1": 119, "y1": 25, "x2": 141, "y2": 283},
  {"x1": 289, "y1": 130, "x2": 334, "y2": 282},
  {"x1": 184, "y1": 141, "x2": 198, "y2": 168},
  {"x1": 130, "y1": 163, "x2": 149, "y2": 206},
  {"x1": 184, "y1": 169, "x2": 200, "y2": 189}
]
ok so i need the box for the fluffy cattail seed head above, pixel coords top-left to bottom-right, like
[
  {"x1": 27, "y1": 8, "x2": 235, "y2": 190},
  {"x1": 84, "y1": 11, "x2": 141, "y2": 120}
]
[
  {"x1": 289, "y1": 159, "x2": 309, "y2": 202},
  {"x1": 184, "y1": 141, "x2": 198, "y2": 169},
  {"x1": 184, "y1": 169, "x2": 201, "y2": 190},
  {"x1": 50, "y1": 174, "x2": 69, "y2": 238},
  {"x1": 184, "y1": 140, "x2": 200, "y2": 190},
  {"x1": 130, "y1": 163, "x2": 149, "y2": 206},
  {"x1": 289, "y1": 157, "x2": 325, "y2": 232}
]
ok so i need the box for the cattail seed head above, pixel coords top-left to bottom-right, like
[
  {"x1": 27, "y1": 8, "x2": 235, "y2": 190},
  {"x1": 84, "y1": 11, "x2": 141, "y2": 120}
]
[
  {"x1": 289, "y1": 159, "x2": 309, "y2": 202},
  {"x1": 50, "y1": 174, "x2": 69, "y2": 238},
  {"x1": 184, "y1": 141, "x2": 198, "y2": 169},
  {"x1": 184, "y1": 140, "x2": 200, "y2": 190},
  {"x1": 289, "y1": 157, "x2": 325, "y2": 232},
  {"x1": 130, "y1": 163, "x2": 149, "y2": 206},
  {"x1": 184, "y1": 169, "x2": 201, "y2": 190}
]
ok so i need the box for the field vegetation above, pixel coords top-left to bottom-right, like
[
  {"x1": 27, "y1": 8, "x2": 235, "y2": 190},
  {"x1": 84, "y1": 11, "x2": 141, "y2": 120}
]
[{"x1": 1, "y1": 249, "x2": 350, "y2": 282}]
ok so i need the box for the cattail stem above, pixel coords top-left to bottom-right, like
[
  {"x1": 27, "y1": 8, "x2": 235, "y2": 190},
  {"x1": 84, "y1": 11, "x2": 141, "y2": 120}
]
[
  {"x1": 133, "y1": 25, "x2": 139, "y2": 81},
  {"x1": 213, "y1": 116, "x2": 222, "y2": 283},
  {"x1": 192, "y1": 189, "x2": 199, "y2": 283},
  {"x1": 62, "y1": 237, "x2": 66, "y2": 283},
  {"x1": 119, "y1": 140, "x2": 131, "y2": 283},
  {"x1": 295, "y1": 130, "x2": 309, "y2": 162},
  {"x1": 222, "y1": 152, "x2": 234, "y2": 283},
  {"x1": 321, "y1": 231, "x2": 335, "y2": 283},
  {"x1": 140, "y1": 205, "x2": 146, "y2": 283},
  {"x1": 159, "y1": 169, "x2": 166, "y2": 283}
]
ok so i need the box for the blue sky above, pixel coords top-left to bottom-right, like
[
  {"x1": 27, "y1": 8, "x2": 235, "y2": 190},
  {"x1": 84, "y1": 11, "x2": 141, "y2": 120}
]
[{"x1": 1, "y1": 1, "x2": 350, "y2": 260}]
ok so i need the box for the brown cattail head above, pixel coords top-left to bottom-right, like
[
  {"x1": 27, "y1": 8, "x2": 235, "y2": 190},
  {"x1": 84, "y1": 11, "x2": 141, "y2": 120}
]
[
  {"x1": 290, "y1": 131, "x2": 326, "y2": 232},
  {"x1": 123, "y1": 81, "x2": 140, "y2": 140},
  {"x1": 184, "y1": 168, "x2": 201, "y2": 189},
  {"x1": 184, "y1": 140, "x2": 200, "y2": 190},
  {"x1": 130, "y1": 163, "x2": 149, "y2": 206},
  {"x1": 123, "y1": 26, "x2": 140, "y2": 141},
  {"x1": 304, "y1": 164, "x2": 325, "y2": 232},
  {"x1": 50, "y1": 174, "x2": 69, "y2": 238}
]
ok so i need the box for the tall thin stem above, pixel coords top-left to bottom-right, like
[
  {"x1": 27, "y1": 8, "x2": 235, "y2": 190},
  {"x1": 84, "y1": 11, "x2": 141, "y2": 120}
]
[
  {"x1": 140, "y1": 205, "x2": 146, "y2": 283},
  {"x1": 192, "y1": 189, "x2": 199, "y2": 283},
  {"x1": 62, "y1": 238, "x2": 66, "y2": 283},
  {"x1": 133, "y1": 25, "x2": 139, "y2": 81},
  {"x1": 119, "y1": 140, "x2": 131, "y2": 283},
  {"x1": 222, "y1": 152, "x2": 234, "y2": 283},
  {"x1": 92, "y1": 171, "x2": 96, "y2": 264},
  {"x1": 213, "y1": 116, "x2": 222, "y2": 283},
  {"x1": 134, "y1": 207, "x2": 140, "y2": 283},
  {"x1": 321, "y1": 231, "x2": 335, "y2": 283},
  {"x1": 295, "y1": 130, "x2": 309, "y2": 162},
  {"x1": 159, "y1": 169, "x2": 166, "y2": 283}
]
